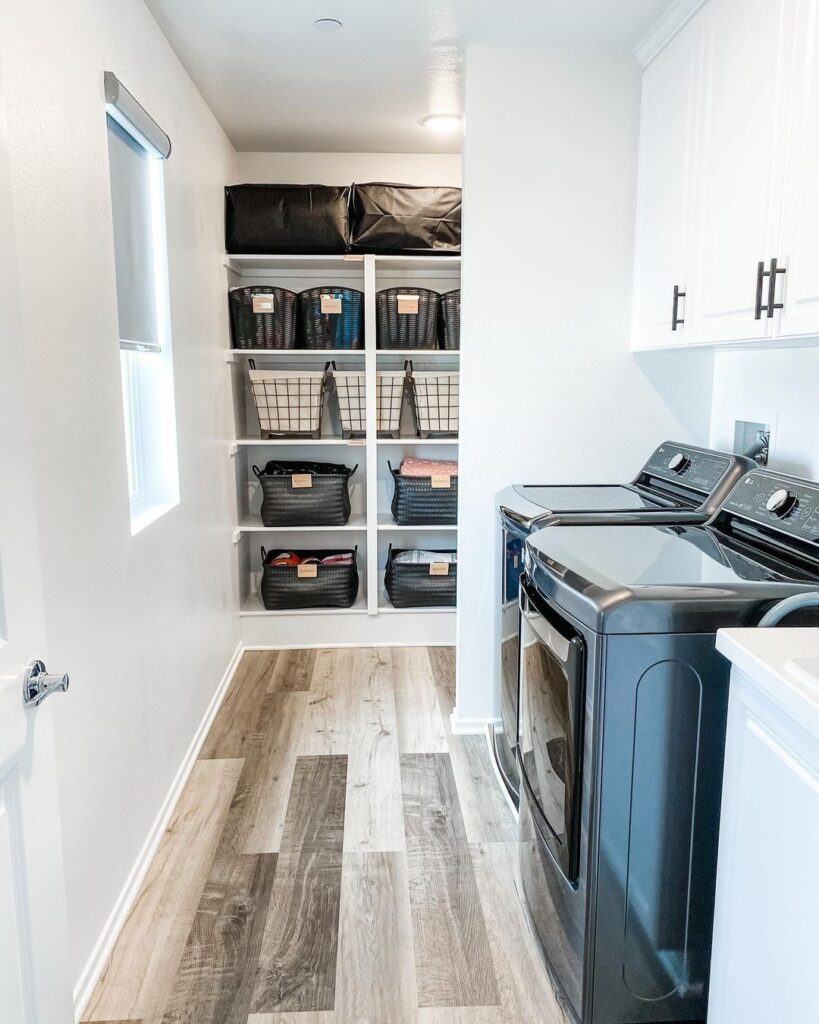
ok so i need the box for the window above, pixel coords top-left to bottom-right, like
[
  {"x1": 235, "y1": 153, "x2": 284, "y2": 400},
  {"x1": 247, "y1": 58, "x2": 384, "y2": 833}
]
[{"x1": 105, "y1": 73, "x2": 179, "y2": 534}]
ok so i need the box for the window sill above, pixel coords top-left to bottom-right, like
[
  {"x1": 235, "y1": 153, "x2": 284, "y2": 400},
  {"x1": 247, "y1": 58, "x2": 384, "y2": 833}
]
[{"x1": 130, "y1": 497, "x2": 178, "y2": 536}]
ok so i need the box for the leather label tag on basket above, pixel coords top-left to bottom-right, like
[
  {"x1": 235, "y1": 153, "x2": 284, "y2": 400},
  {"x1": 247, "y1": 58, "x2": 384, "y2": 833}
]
[
  {"x1": 397, "y1": 294, "x2": 420, "y2": 315},
  {"x1": 291, "y1": 474, "x2": 313, "y2": 488},
  {"x1": 252, "y1": 293, "x2": 275, "y2": 314},
  {"x1": 429, "y1": 562, "x2": 450, "y2": 576},
  {"x1": 431, "y1": 474, "x2": 451, "y2": 489},
  {"x1": 348, "y1": 438, "x2": 366, "y2": 447},
  {"x1": 297, "y1": 563, "x2": 318, "y2": 579},
  {"x1": 320, "y1": 294, "x2": 342, "y2": 314}
]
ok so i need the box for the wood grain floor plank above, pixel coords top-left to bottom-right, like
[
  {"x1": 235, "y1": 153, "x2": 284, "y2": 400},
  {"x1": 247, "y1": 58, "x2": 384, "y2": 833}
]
[
  {"x1": 392, "y1": 648, "x2": 448, "y2": 754},
  {"x1": 252, "y1": 756, "x2": 347, "y2": 1014},
  {"x1": 470, "y1": 842, "x2": 569, "y2": 1024},
  {"x1": 160, "y1": 853, "x2": 277, "y2": 1024},
  {"x1": 84, "y1": 759, "x2": 243, "y2": 1022},
  {"x1": 248, "y1": 1013, "x2": 334, "y2": 1023},
  {"x1": 426, "y1": 647, "x2": 456, "y2": 705},
  {"x1": 416, "y1": 1009, "x2": 509, "y2": 1023},
  {"x1": 335, "y1": 852, "x2": 417, "y2": 1024},
  {"x1": 400, "y1": 754, "x2": 500, "y2": 1008},
  {"x1": 201, "y1": 652, "x2": 279, "y2": 759},
  {"x1": 218, "y1": 694, "x2": 308, "y2": 856},
  {"x1": 268, "y1": 650, "x2": 317, "y2": 693}
]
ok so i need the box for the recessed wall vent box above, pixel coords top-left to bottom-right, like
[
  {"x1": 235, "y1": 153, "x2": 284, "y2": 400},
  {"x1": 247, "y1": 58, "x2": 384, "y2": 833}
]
[{"x1": 734, "y1": 420, "x2": 771, "y2": 466}]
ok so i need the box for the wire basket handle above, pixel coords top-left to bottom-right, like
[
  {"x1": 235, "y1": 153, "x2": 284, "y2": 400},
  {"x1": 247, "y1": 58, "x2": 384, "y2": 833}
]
[
  {"x1": 348, "y1": 464, "x2": 359, "y2": 476},
  {"x1": 249, "y1": 358, "x2": 256, "y2": 371},
  {"x1": 260, "y1": 546, "x2": 267, "y2": 564},
  {"x1": 252, "y1": 464, "x2": 262, "y2": 479}
]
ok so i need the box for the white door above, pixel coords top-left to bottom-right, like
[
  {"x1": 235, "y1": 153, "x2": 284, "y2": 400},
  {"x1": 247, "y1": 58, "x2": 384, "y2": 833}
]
[
  {"x1": 776, "y1": 0, "x2": 819, "y2": 339},
  {"x1": 631, "y1": 12, "x2": 704, "y2": 351},
  {"x1": 0, "y1": 67, "x2": 74, "y2": 1024},
  {"x1": 687, "y1": 0, "x2": 796, "y2": 346}
]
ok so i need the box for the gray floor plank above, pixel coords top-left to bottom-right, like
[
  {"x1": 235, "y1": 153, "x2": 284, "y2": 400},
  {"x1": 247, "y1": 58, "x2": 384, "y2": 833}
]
[
  {"x1": 400, "y1": 754, "x2": 500, "y2": 1008},
  {"x1": 268, "y1": 650, "x2": 317, "y2": 693},
  {"x1": 280, "y1": 755, "x2": 347, "y2": 854},
  {"x1": 160, "y1": 853, "x2": 277, "y2": 1024}
]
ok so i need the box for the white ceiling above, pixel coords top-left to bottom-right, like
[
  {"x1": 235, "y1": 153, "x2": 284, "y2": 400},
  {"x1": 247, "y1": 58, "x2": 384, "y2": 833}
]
[{"x1": 144, "y1": 0, "x2": 674, "y2": 153}]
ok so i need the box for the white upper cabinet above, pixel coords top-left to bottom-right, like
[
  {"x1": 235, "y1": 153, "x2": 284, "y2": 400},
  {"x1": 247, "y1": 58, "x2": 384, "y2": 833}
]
[
  {"x1": 686, "y1": 0, "x2": 796, "y2": 346},
  {"x1": 776, "y1": 1, "x2": 819, "y2": 338},
  {"x1": 631, "y1": 15, "x2": 704, "y2": 349}
]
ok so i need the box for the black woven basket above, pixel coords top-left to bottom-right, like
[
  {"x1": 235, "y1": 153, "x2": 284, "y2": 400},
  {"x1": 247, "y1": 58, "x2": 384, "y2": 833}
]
[
  {"x1": 298, "y1": 286, "x2": 364, "y2": 349},
  {"x1": 260, "y1": 547, "x2": 359, "y2": 610},
  {"x1": 440, "y1": 289, "x2": 460, "y2": 350},
  {"x1": 252, "y1": 461, "x2": 357, "y2": 527},
  {"x1": 376, "y1": 288, "x2": 440, "y2": 349},
  {"x1": 384, "y1": 546, "x2": 457, "y2": 608},
  {"x1": 229, "y1": 286, "x2": 297, "y2": 350},
  {"x1": 389, "y1": 461, "x2": 458, "y2": 525}
]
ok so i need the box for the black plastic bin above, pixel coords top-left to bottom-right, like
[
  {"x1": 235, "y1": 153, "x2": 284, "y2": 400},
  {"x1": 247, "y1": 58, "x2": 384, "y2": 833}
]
[
  {"x1": 260, "y1": 548, "x2": 359, "y2": 610},
  {"x1": 389, "y1": 461, "x2": 458, "y2": 525},
  {"x1": 225, "y1": 184, "x2": 350, "y2": 255},
  {"x1": 253, "y1": 461, "x2": 357, "y2": 527},
  {"x1": 384, "y1": 546, "x2": 457, "y2": 608},
  {"x1": 376, "y1": 288, "x2": 440, "y2": 349},
  {"x1": 440, "y1": 289, "x2": 460, "y2": 350},
  {"x1": 349, "y1": 183, "x2": 461, "y2": 255},
  {"x1": 298, "y1": 286, "x2": 364, "y2": 349},
  {"x1": 229, "y1": 286, "x2": 297, "y2": 350}
]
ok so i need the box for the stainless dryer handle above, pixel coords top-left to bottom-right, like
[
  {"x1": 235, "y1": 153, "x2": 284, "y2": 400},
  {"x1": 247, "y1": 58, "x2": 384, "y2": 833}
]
[{"x1": 519, "y1": 574, "x2": 573, "y2": 664}]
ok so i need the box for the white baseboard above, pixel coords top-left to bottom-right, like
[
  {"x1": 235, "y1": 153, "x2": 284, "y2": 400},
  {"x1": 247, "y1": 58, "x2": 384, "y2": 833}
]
[
  {"x1": 72, "y1": 640, "x2": 244, "y2": 1021},
  {"x1": 450, "y1": 708, "x2": 498, "y2": 735},
  {"x1": 244, "y1": 640, "x2": 456, "y2": 651}
]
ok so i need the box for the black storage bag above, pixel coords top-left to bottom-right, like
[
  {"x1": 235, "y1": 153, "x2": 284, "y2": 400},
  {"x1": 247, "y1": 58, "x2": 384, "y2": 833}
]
[
  {"x1": 225, "y1": 184, "x2": 350, "y2": 255},
  {"x1": 229, "y1": 286, "x2": 297, "y2": 349},
  {"x1": 349, "y1": 183, "x2": 461, "y2": 255},
  {"x1": 298, "y1": 286, "x2": 364, "y2": 349},
  {"x1": 389, "y1": 461, "x2": 458, "y2": 525},
  {"x1": 253, "y1": 460, "x2": 356, "y2": 527},
  {"x1": 260, "y1": 548, "x2": 359, "y2": 610},
  {"x1": 384, "y1": 546, "x2": 457, "y2": 608}
]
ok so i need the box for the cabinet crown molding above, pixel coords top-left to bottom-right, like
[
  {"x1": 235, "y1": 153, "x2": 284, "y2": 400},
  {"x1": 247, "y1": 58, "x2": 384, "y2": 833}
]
[{"x1": 634, "y1": 0, "x2": 709, "y2": 68}]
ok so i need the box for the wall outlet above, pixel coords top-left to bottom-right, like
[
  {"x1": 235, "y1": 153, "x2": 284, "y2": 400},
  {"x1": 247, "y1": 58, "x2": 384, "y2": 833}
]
[{"x1": 734, "y1": 419, "x2": 771, "y2": 466}]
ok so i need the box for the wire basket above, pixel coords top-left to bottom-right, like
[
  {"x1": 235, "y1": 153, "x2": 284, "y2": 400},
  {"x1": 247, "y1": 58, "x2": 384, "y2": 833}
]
[
  {"x1": 248, "y1": 360, "x2": 331, "y2": 439},
  {"x1": 229, "y1": 286, "x2": 297, "y2": 350},
  {"x1": 298, "y1": 286, "x2": 364, "y2": 350},
  {"x1": 440, "y1": 289, "x2": 460, "y2": 350},
  {"x1": 407, "y1": 363, "x2": 459, "y2": 438},
  {"x1": 330, "y1": 368, "x2": 409, "y2": 439},
  {"x1": 376, "y1": 288, "x2": 441, "y2": 349}
]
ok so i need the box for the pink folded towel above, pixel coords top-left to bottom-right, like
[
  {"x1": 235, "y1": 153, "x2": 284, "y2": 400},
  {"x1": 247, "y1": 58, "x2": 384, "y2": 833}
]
[{"x1": 400, "y1": 458, "x2": 459, "y2": 477}]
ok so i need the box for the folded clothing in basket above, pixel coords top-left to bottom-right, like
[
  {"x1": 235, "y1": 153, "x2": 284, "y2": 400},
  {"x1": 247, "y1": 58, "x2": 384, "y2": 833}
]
[
  {"x1": 259, "y1": 459, "x2": 353, "y2": 477},
  {"x1": 265, "y1": 550, "x2": 354, "y2": 566},
  {"x1": 392, "y1": 550, "x2": 458, "y2": 565},
  {"x1": 399, "y1": 457, "x2": 459, "y2": 477}
]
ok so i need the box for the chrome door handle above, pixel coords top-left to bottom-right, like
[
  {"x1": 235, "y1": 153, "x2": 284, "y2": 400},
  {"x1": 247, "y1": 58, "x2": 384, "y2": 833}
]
[{"x1": 23, "y1": 660, "x2": 70, "y2": 707}]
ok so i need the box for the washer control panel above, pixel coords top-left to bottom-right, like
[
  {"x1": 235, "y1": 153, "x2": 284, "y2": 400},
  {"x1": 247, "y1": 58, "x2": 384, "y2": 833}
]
[
  {"x1": 722, "y1": 471, "x2": 819, "y2": 541},
  {"x1": 641, "y1": 443, "x2": 732, "y2": 495}
]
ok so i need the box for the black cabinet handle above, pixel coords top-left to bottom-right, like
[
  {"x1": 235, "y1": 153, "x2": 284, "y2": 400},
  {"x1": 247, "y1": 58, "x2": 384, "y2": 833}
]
[
  {"x1": 754, "y1": 260, "x2": 769, "y2": 320},
  {"x1": 766, "y1": 257, "x2": 786, "y2": 318},
  {"x1": 672, "y1": 285, "x2": 686, "y2": 331}
]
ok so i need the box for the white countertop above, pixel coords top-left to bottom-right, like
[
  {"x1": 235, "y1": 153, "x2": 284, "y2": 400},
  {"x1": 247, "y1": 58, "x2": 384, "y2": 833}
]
[{"x1": 717, "y1": 628, "x2": 819, "y2": 738}]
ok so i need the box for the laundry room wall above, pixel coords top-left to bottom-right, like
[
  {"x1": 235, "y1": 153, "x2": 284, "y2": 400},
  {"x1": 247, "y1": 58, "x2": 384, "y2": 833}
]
[
  {"x1": 709, "y1": 347, "x2": 819, "y2": 479},
  {"x1": 455, "y1": 46, "x2": 715, "y2": 731},
  {"x1": 236, "y1": 150, "x2": 462, "y2": 185},
  {"x1": 0, "y1": 0, "x2": 238, "y2": 1004}
]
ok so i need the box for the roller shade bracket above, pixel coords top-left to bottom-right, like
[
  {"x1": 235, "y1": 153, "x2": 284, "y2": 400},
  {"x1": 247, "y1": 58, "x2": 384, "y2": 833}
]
[{"x1": 104, "y1": 71, "x2": 171, "y2": 159}]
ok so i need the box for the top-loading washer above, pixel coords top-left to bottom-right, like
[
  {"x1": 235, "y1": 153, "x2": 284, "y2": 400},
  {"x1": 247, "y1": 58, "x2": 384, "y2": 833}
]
[
  {"x1": 492, "y1": 441, "x2": 754, "y2": 806},
  {"x1": 518, "y1": 467, "x2": 819, "y2": 1024}
]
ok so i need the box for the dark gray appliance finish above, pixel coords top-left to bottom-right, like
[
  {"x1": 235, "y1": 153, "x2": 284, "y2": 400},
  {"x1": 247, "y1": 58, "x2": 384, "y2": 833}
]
[
  {"x1": 519, "y1": 468, "x2": 819, "y2": 1024},
  {"x1": 492, "y1": 441, "x2": 754, "y2": 809}
]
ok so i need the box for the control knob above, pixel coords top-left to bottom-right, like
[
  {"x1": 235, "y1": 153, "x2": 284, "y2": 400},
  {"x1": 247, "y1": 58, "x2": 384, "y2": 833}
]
[
  {"x1": 766, "y1": 488, "x2": 797, "y2": 518},
  {"x1": 668, "y1": 452, "x2": 691, "y2": 474}
]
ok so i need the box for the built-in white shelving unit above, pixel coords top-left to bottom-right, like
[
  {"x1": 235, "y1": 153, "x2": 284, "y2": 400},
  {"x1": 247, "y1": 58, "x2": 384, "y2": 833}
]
[{"x1": 225, "y1": 252, "x2": 460, "y2": 646}]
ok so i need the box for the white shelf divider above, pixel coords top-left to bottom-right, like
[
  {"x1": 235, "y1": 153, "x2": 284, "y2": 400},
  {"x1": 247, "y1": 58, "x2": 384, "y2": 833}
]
[{"x1": 364, "y1": 254, "x2": 379, "y2": 617}]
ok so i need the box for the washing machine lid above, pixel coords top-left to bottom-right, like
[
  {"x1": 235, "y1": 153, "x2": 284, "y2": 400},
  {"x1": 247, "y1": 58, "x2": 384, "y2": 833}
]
[
  {"x1": 512, "y1": 484, "x2": 670, "y2": 512},
  {"x1": 525, "y1": 522, "x2": 819, "y2": 635}
]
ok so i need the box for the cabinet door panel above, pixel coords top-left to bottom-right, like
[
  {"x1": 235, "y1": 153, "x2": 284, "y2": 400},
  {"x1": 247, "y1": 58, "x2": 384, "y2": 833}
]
[
  {"x1": 688, "y1": 0, "x2": 795, "y2": 345},
  {"x1": 777, "y1": 1, "x2": 819, "y2": 338},
  {"x1": 631, "y1": 16, "x2": 703, "y2": 350}
]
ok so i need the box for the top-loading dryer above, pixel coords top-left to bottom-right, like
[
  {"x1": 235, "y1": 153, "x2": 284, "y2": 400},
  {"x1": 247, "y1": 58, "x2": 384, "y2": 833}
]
[{"x1": 493, "y1": 441, "x2": 754, "y2": 806}]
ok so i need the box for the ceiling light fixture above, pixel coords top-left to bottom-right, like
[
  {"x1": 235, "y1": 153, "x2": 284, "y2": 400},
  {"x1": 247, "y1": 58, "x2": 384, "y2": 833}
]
[
  {"x1": 422, "y1": 114, "x2": 462, "y2": 133},
  {"x1": 313, "y1": 17, "x2": 343, "y2": 32}
]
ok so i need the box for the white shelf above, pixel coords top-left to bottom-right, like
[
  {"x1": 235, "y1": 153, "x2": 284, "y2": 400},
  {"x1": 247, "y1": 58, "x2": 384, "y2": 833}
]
[
  {"x1": 377, "y1": 514, "x2": 457, "y2": 531},
  {"x1": 377, "y1": 589, "x2": 456, "y2": 615},
  {"x1": 374, "y1": 255, "x2": 461, "y2": 271},
  {"x1": 376, "y1": 349, "x2": 459, "y2": 357},
  {"x1": 227, "y1": 348, "x2": 364, "y2": 363},
  {"x1": 376, "y1": 437, "x2": 458, "y2": 446},
  {"x1": 225, "y1": 253, "x2": 362, "y2": 273},
  {"x1": 238, "y1": 514, "x2": 367, "y2": 533},
  {"x1": 232, "y1": 438, "x2": 363, "y2": 450},
  {"x1": 241, "y1": 591, "x2": 368, "y2": 617}
]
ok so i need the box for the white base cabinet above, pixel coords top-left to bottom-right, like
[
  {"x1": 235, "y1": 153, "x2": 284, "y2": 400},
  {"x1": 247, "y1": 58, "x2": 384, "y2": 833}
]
[
  {"x1": 632, "y1": 0, "x2": 819, "y2": 350},
  {"x1": 710, "y1": 630, "x2": 819, "y2": 1024}
]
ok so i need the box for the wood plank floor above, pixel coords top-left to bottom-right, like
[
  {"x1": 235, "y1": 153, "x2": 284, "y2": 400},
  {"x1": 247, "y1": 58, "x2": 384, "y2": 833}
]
[{"x1": 83, "y1": 648, "x2": 567, "y2": 1024}]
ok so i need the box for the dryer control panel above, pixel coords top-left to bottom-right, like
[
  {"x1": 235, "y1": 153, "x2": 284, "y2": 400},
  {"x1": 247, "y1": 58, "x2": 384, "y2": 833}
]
[
  {"x1": 722, "y1": 471, "x2": 819, "y2": 542},
  {"x1": 639, "y1": 443, "x2": 734, "y2": 496}
]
